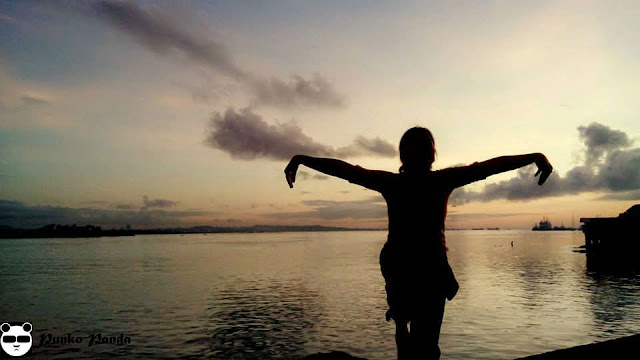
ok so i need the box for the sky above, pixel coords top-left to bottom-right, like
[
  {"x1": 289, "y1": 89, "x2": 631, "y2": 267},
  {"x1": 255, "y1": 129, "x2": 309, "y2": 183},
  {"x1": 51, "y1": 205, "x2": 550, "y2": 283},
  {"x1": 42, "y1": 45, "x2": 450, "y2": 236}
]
[{"x1": 1, "y1": 0, "x2": 639, "y2": 229}]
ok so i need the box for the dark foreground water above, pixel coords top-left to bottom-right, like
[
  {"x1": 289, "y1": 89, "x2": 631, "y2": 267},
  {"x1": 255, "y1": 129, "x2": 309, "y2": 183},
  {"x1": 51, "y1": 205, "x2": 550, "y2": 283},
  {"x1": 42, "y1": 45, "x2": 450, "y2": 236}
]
[{"x1": 1, "y1": 230, "x2": 639, "y2": 359}]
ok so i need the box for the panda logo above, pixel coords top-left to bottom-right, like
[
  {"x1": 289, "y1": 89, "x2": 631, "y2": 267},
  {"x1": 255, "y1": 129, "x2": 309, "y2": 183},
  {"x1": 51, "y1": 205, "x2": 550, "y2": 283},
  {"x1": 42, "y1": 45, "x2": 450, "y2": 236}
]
[{"x1": 1, "y1": 323, "x2": 32, "y2": 357}]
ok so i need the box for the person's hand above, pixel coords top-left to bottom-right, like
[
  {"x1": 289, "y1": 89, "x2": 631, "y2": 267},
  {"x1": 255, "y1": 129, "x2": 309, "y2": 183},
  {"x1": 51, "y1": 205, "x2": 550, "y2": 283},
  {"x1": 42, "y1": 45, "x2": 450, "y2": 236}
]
[
  {"x1": 284, "y1": 155, "x2": 300, "y2": 188},
  {"x1": 534, "y1": 154, "x2": 553, "y2": 185}
]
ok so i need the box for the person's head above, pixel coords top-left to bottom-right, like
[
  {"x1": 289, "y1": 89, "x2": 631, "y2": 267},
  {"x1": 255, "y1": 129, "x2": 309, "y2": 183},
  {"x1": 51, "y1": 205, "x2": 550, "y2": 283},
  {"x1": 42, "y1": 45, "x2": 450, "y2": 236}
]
[{"x1": 399, "y1": 127, "x2": 436, "y2": 173}]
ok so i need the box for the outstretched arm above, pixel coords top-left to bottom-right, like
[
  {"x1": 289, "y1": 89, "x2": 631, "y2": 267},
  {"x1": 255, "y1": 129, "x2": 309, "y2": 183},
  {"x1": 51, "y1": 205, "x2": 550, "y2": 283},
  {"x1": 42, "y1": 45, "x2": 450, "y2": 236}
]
[
  {"x1": 445, "y1": 153, "x2": 552, "y2": 190},
  {"x1": 477, "y1": 153, "x2": 553, "y2": 185},
  {"x1": 284, "y1": 155, "x2": 357, "y2": 188},
  {"x1": 284, "y1": 155, "x2": 393, "y2": 192}
]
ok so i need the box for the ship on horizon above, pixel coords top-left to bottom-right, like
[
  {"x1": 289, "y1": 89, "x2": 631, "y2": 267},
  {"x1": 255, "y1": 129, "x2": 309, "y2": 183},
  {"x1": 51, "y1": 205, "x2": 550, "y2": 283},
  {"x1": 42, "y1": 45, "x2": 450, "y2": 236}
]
[{"x1": 532, "y1": 217, "x2": 578, "y2": 231}]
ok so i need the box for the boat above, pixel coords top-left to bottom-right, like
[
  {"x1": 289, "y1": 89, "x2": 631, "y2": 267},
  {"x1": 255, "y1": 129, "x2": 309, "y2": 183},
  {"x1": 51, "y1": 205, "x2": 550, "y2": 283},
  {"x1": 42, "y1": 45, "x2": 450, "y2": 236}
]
[
  {"x1": 532, "y1": 217, "x2": 578, "y2": 231},
  {"x1": 532, "y1": 218, "x2": 553, "y2": 231},
  {"x1": 579, "y1": 204, "x2": 640, "y2": 269}
]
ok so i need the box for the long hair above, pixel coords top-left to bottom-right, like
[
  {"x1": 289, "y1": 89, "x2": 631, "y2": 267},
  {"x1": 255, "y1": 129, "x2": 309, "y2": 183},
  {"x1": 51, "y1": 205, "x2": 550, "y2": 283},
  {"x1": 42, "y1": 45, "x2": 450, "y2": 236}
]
[{"x1": 398, "y1": 127, "x2": 436, "y2": 173}]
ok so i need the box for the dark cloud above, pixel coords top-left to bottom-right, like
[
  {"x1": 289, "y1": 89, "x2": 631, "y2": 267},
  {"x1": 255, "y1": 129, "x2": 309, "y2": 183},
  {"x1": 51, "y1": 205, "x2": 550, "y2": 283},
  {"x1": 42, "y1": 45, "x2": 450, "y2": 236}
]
[
  {"x1": 21, "y1": 95, "x2": 50, "y2": 106},
  {"x1": 597, "y1": 148, "x2": 640, "y2": 191},
  {"x1": 578, "y1": 122, "x2": 631, "y2": 165},
  {"x1": 142, "y1": 195, "x2": 177, "y2": 209},
  {"x1": 81, "y1": 200, "x2": 107, "y2": 205},
  {"x1": 205, "y1": 108, "x2": 332, "y2": 160},
  {"x1": 296, "y1": 171, "x2": 311, "y2": 180},
  {"x1": 0, "y1": 12, "x2": 16, "y2": 24},
  {"x1": 596, "y1": 190, "x2": 640, "y2": 201},
  {"x1": 89, "y1": 1, "x2": 344, "y2": 108},
  {"x1": 114, "y1": 203, "x2": 136, "y2": 210},
  {"x1": 352, "y1": 136, "x2": 397, "y2": 157},
  {"x1": 268, "y1": 196, "x2": 386, "y2": 220},
  {"x1": 298, "y1": 171, "x2": 329, "y2": 181},
  {"x1": 248, "y1": 75, "x2": 344, "y2": 108},
  {"x1": 447, "y1": 212, "x2": 541, "y2": 222},
  {"x1": 335, "y1": 136, "x2": 397, "y2": 158},
  {"x1": 0, "y1": 199, "x2": 215, "y2": 229},
  {"x1": 171, "y1": 79, "x2": 226, "y2": 104},
  {"x1": 205, "y1": 108, "x2": 396, "y2": 160},
  {"x1": 451, "y1": 123, "x2": 640, "y2": 205},
  {"x1": 450, "y1": 167, "x2": 564, "y2": 204},
  {"x1": 91, "y1": 0, "x2": 244, "y2": 79}
]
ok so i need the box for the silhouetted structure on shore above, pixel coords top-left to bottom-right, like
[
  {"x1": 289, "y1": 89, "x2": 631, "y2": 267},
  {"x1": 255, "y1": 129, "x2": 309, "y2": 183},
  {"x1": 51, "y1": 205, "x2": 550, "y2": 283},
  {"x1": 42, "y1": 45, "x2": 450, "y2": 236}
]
[
  {"x1": 0, "y1": 224, "x2": 134, "y2": 239},
  {"x1": 580, "y1": 204, "x2": 640, "y2": 270}
]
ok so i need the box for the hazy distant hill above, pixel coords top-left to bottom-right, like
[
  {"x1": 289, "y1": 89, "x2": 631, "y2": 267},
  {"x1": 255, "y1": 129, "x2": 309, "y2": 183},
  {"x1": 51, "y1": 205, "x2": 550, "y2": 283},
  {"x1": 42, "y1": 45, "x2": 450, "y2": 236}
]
[
  {"x1": 0, "y1": 224, "x2": 380, "y2": 239},
  {"x1": 136, "y1": 224, "x2": 379, "y2": 234}
]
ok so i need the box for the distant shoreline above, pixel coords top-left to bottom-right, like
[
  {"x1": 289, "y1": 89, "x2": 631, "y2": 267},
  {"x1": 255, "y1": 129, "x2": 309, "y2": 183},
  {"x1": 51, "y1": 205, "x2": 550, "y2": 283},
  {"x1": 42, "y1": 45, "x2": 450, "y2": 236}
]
[
  {"x1": 0, "y1": 224, "x2": 384, "y2": 239},
  {"x1": 0, "y1": 225, "x2": 546, "y2": 239}
]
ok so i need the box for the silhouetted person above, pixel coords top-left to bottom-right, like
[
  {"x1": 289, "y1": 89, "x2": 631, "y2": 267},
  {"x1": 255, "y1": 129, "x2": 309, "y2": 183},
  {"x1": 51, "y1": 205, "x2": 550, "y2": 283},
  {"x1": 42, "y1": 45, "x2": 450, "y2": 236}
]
[{"x1": 284, "y1": 127, "x2": 552, "y2": 360}]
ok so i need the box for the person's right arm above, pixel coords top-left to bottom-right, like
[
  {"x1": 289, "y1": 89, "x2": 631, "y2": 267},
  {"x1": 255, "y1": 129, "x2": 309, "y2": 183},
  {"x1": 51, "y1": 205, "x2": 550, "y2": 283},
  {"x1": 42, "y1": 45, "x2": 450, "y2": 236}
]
[
  {"x1": 284, "y1": 155, "x2": 393, "y2": 192},
  {"x1": 284, "y1": 155, "x2": 358, "y2": 188}
]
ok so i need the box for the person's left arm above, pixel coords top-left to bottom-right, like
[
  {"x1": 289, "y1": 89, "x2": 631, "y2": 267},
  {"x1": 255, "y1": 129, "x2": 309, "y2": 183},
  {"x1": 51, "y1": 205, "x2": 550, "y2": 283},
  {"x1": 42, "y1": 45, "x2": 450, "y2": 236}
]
[{"x1": 442, "y1": 153, "x2": 552, "y2": 189}]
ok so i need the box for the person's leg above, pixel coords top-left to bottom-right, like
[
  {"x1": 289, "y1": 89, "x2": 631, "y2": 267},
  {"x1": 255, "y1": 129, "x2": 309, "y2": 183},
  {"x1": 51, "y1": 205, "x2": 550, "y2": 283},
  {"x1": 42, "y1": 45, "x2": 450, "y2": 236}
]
[
  {"x1": 395, "y1": 319, "x2": 410, "y2": 360},
  {"x1": 408, "y1": 297, "x2": 446, "y2": 359}
]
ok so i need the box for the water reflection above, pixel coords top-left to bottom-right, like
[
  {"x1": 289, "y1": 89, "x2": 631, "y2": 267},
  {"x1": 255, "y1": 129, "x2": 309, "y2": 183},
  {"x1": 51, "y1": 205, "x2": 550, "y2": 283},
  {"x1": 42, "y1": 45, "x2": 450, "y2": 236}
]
[
  {"x1": 586, "y1": 255, "x2": 640, "y2": 273},
  {"x1": 586, "y1": 269, "x2": 640, "y2": 338},
  {"x1": 188, "y1": 278, "x2": 322, "y2": 359},
  {"x1": 2, "y1": 232, "x2": 640, "y2": 360}
]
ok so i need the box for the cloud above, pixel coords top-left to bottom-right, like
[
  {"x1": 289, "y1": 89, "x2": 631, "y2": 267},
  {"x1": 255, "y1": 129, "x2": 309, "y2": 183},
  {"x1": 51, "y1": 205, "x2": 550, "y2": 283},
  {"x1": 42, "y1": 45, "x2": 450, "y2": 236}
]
[
  {"x1": 447, "y1": 212, "x2": 541, "y2": 222},
  {"x1": 0, "y1": 12, "x2": 16, "y2": 24},
  {"x1": 248, "y1": 75, "x2": 344, "y2": 108},
  {"x1": 596, "y1": 190, "x2": 640, "y2": 201},
  {"x1": 335, "y1": 136, "x2": 397, "y2": 158},
  {"x1": 142, "y1": 195, "x2": 177, "y2": 209},
  {"x1": 578, "y1": 122, "x2": 631, "y2": 165},
  {"x1": 81, "y1": 200, "x2": 108, "y2": 205},
  {"x1": 204, "y1": 108, "x2": 397, "y2": 160},
  {"x1": 0, "y1": 65, "x2": 52, "y2": 112},
  {"x1": 268, "y1": 196, "x2": 387, "y2": 220},
  {"x1": 0, "y1": 199, "x2": 215, "y2": 229},
  {"x1": 450, "y1": 123, "x2": 640, "y2": 205},
  {"x1": 91, "y1": 0, "x2": 244, "y2": 79},
  {"x1": 171, "y1": 79, "x2": 225, "y2": 104},
  {"x1": 21, "y1": 95, "x2": 51, "y2": 106},
  {"x1": 114, "y1": 203, "x2": 136, "y2": 210},
  {"x1": 89, "y1": 1, "x2": 344, "y2": 108},
  {"x1": 298, "y1": 171, "x2": 329, "y2": 181},
  {"x1": 597, "y1": 148, "x2": 640, "y2": 191},
  {"x1": 297, "y1": 171, "x2": 311, "y2": 180}
]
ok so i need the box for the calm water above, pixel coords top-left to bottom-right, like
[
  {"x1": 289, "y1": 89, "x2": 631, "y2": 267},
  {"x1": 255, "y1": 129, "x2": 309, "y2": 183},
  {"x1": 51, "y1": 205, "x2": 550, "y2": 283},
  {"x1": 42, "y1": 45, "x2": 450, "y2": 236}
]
[{"x1": 1, "y1": 230, "x2": 639, "y2": 359}]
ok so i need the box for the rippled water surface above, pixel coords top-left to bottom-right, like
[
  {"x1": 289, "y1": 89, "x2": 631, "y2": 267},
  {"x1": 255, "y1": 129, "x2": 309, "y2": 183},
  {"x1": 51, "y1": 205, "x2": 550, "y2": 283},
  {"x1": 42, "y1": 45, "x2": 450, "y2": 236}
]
[{"x1": 1, "y1": 230, "x2": 639, "y2": 359}]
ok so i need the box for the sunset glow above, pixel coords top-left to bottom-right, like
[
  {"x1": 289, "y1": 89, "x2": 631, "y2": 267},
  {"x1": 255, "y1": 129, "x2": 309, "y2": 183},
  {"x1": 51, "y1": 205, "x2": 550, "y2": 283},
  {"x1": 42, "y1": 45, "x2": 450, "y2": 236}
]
[{"x1": 1, "y1": 1, "x2": 639, "y2": 229}]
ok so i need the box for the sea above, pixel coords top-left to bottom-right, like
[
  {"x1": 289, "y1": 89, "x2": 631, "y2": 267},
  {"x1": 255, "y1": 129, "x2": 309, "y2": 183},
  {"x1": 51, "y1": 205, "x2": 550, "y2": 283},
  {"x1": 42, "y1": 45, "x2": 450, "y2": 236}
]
[{"x1": 1, "y1": 230, "x2": 639, "y2": 359}]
